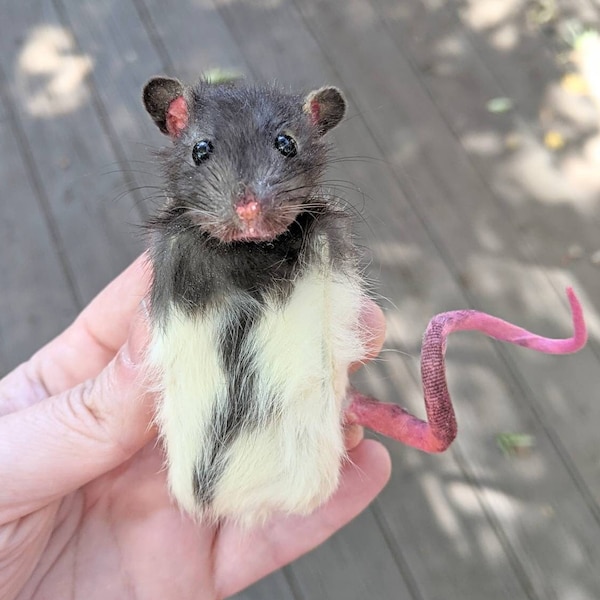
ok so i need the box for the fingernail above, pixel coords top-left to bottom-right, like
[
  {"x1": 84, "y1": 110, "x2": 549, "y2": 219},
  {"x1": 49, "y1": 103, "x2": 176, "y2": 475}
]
[{"x1": 122, "y1": 313, "x2": 150, "y2": 367}]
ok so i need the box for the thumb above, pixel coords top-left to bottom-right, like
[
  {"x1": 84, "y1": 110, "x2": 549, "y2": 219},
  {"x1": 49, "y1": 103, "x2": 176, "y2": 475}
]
[{"x1": 0, "y1": 316, "x2": 156, "y2": 522}]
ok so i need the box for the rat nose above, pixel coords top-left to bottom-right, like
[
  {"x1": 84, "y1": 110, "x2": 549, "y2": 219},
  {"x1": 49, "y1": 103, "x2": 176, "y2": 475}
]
[{"x1": 235, "y1": 193, "x2": 261, "y2": 223}]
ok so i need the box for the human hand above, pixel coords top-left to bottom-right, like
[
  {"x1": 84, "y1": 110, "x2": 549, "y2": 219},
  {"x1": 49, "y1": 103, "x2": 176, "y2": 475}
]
[{"x1": 0, "y1": 256, "x2": 391, "y2": 600}]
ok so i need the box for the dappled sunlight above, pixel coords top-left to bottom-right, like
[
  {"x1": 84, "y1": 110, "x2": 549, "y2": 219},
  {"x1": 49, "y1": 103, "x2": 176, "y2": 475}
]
[
  {"x1": 382, "y1": 300, "x2": 429, "y2": 348},
  {"x1": 489, "y1": 22, "x2": 519, "y2": 50},
  {"x1": 466, "y1": 253, "x2": 600, "y2": 339},
  {"x1": 554, "y1": 583, "x2": 598, "y2": 600},
  {"x1": 462, "y1": 129, "x2": 505, "y2": 156},
  {"x1": 388, "y1": 125, "x2": 421, "y2": 165},
  {"x1": 449, "y1": 481, "x2": 522, "y2": 521},
  {"x1": 470, "y1": 212, "x2": 508, "y2": 253},
  {"x1": 16, "y1": 24, "x2": 93, "y2": 117},
  {"x1": 495, "y1": 134, "x2": 590, "y2": 205},
  {"x1": 368, "y1": 239, "x2": 435, "y2": 342},
  {"x1": 445, "y1": 0, "x2": 600, "y2": 220},
  {"x1": 434, "y1": 33, "x2": 467, "y2": 60},
  {"x1": 463, "y1": 0, "x2": 521, "y2": 30},
  {"x1": 555, "y1": 33, "x2": 600, "y2": 197},
  {"x1": 377, "y1": 337, "x2": 529, "y2": 439},
  {"x1": 562, "y1": 138, "x2": 600, "y2": 199},
  {"x1": 444, "y1": 360, "x2": 524, "y2": 431},
  {"x1": 420, "y1": 472, "x2": 471, "y2": 556},
  {"x1": 573, "y1": 32, "x2": 600, "y2": 111}
]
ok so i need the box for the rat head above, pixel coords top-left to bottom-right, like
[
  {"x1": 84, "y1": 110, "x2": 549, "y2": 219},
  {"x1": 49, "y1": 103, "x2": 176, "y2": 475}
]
[{"x1": 143, "y1": 77, "x2": 346, "y2": 242}]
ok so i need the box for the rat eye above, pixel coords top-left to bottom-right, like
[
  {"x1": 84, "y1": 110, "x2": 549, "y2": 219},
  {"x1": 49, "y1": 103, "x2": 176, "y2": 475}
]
[
  {"x1": 274, "y1": 134, "x2": 297, "y2": 158},
  {"x1": 192, "y1": 140, "x2": 214, "y2": 164}
]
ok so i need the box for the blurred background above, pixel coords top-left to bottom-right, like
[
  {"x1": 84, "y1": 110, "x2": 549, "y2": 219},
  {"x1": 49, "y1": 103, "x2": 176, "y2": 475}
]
[{"x1": 2, "y1": 0, "x2": 600, "y2": 598}]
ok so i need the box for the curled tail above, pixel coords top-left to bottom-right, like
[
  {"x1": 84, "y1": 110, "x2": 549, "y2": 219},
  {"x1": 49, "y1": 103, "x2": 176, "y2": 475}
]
[{"x1": 347, "y1": 288, "x2": 587, "y2": 452}]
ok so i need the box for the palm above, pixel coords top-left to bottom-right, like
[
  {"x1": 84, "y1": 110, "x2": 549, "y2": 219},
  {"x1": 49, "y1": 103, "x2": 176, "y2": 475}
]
[
  {"x1": 12, "y1": 438, "x2": 385, "y2": 600},
  {"x1": 11, "y1": 445, "x2": 214, "y2": 599},
  {"x1": 1, "y1": 258, "x2": 390, "y2": 600}
]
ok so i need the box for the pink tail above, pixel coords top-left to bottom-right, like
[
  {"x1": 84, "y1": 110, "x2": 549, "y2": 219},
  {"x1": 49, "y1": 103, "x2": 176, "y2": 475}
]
[{"x1": 347, "y1": 288, "x2": 587, "y2": 453}]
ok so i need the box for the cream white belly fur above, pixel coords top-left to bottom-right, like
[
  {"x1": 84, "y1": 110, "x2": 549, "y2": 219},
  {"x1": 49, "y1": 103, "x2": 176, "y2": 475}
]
[{"x1": 148, "y1": 264, "x2": 364, "y2": 525}]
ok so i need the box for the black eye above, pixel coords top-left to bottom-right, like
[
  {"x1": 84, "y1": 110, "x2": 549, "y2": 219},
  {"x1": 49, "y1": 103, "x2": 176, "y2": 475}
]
[
  {"x1": 192, "y1": 140, "x2": 214, "y2": 165},
  {"x1": 274, "y1": 134, "x2": 297, "y2": 158}
]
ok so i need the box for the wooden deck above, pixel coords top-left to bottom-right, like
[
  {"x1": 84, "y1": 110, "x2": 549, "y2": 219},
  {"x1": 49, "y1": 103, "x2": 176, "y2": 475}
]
[{"x1": 2, "y1": 0, "x2": 600, "y2": 598}]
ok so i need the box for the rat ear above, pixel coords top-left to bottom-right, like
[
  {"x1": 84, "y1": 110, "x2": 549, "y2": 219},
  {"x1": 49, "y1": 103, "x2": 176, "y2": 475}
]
[
  {"x1": 304, "y1": 86, "x2": 346, "y2": 135},
  {"x1": 143, "y1": 77, "x2": 189, "y2": 137}
]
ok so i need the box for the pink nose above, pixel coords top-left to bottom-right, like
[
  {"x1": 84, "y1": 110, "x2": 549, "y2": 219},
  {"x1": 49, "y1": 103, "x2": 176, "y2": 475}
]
[{"x1": 235, "y1": 198, "x2": 261, "y2": 223}]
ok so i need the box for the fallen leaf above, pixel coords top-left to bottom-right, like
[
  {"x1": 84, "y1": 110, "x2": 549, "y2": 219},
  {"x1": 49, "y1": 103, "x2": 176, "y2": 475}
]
[
  {"x1": 496, "y1": 433, "x2": 535, "y2": 458},
  {"x1": 486, "y1": 97, "x2": 514, "y2": 113},
  {"x1": 544, "y1": 130, "x2": 565, "y2": 150},
  {"x1": 526, "y1": 0, "x2": 556, "y2": 26},
  {"x1": 560, "y1": 73, "x2": 589, "y2": 95},
  {"x1": 203, "y1": 67, "x2": 243, "y2": 85}
]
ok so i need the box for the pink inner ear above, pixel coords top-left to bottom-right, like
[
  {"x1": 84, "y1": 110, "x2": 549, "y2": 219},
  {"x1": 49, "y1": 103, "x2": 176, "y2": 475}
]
[
  {"x1": 166, "y1": 96, "x2": 188, "y2": 137},
  {"x1": 309, "y1": 98, "x2": 321, "y2": 125}
]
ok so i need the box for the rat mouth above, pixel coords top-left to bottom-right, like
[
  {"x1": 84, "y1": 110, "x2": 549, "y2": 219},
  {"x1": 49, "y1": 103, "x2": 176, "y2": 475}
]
[
  {"x1": 186, "y1": 193, "x2": 307, "y2": 243},
  {"x1": 228, "y1": 196, "x2": 300, "y2": 242},
  {"x1": 221, "y1": 213, "x2": 298, "y2": 242},
  {"x1": 195, "y1": 211, "x2": 300, "y2": 243}
]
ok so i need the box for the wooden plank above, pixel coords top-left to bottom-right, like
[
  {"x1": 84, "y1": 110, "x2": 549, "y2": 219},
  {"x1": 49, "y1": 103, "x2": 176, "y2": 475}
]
[
  {"x1": 0, "y1": 1, "x2": 142, "y2": 306},
  {"x1": 449, "y1": 0, "x2": 563, "y2": 121},
  {"x1": 131, "y1": 0, "x2": 246, "y2": 83},
  {"x1": 370, "y1": 0, "x2": 600, "y2": 504},
  {"x1": 292, "y1": 0, "x2": 600, "y2": 597},
  {"x1": 0, "y1": 72, "x2": 77, "y2": 374},
  {"x1": 289, "y1": 509, "x2": 415, "y2": 600},
  {"x1": 227, "y1": 570, "x2": 296, "y2": 600},
  {"x1": 435, "y1": 0, "x2": 600, "y2": 280},
  {"x1": 52, "y1": 0, "x2": 168, "y2": 219}
]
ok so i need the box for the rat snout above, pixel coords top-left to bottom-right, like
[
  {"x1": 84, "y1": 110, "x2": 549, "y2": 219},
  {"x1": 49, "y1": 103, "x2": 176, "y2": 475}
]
[
  {"x1": 226, "y1": 190, "x2": 293, "y2": 242},
  {"x1": 235, "y1": 193, "x2": 261, "y2": 224}
]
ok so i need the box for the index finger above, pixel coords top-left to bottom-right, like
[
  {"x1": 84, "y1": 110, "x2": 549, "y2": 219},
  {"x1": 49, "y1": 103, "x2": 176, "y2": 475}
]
[{"x1": 27, "y1": 254, "x2": 152, "y2": 396}]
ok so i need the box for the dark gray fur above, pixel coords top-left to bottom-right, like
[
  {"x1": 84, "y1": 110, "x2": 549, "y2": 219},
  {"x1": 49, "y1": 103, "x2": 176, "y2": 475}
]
[{"x1": 143, "y1": 78, "x2": 352, "y2": 508}]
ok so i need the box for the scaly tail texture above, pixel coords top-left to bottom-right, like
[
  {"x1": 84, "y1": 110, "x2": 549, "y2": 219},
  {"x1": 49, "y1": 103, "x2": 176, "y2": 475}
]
[{"x1": 347, "y1": 288, "x2": 587, "y2": 453}]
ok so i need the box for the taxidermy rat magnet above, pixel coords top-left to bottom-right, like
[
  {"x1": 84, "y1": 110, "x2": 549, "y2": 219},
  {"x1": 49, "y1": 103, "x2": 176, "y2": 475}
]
[{"x1": 142, "y1": 76, "x2": 587, "y2": 526}]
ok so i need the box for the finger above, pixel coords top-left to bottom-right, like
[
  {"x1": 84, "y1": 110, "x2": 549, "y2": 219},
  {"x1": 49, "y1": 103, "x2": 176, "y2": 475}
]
[
  {"x1": 0, "y1": 314, "x2": 155, "y2": 523},
  {"x1": 343, "y1": 423, "x2": 364, "y2": 450},
  {"x1": 28, "y1": 254, "x2": 152, "y2": 397},
  {"x1": 216, "y1": 439, "x2": 391, "y2": 597},
  {"x1": 350, "y1": 300, "x2": 386, "y2": 373}
]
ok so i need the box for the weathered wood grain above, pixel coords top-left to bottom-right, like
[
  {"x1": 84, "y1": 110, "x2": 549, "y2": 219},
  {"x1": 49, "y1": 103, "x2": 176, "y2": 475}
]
[
  {"x1": 0, "y1": 1, "x2": 143, "y2": 307},
  {"x1": 289, "y1": 509, "x2": 415, "y2": 600},
  {"x1": 369, "y1": 0, "x2": 600, "y2": 492},
  {"x1": 0, "y1": 68, "x2": 77, "y2": 374},
  {"x1": 53, "y1": 0, "x2": 169, "y2": 219}
]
